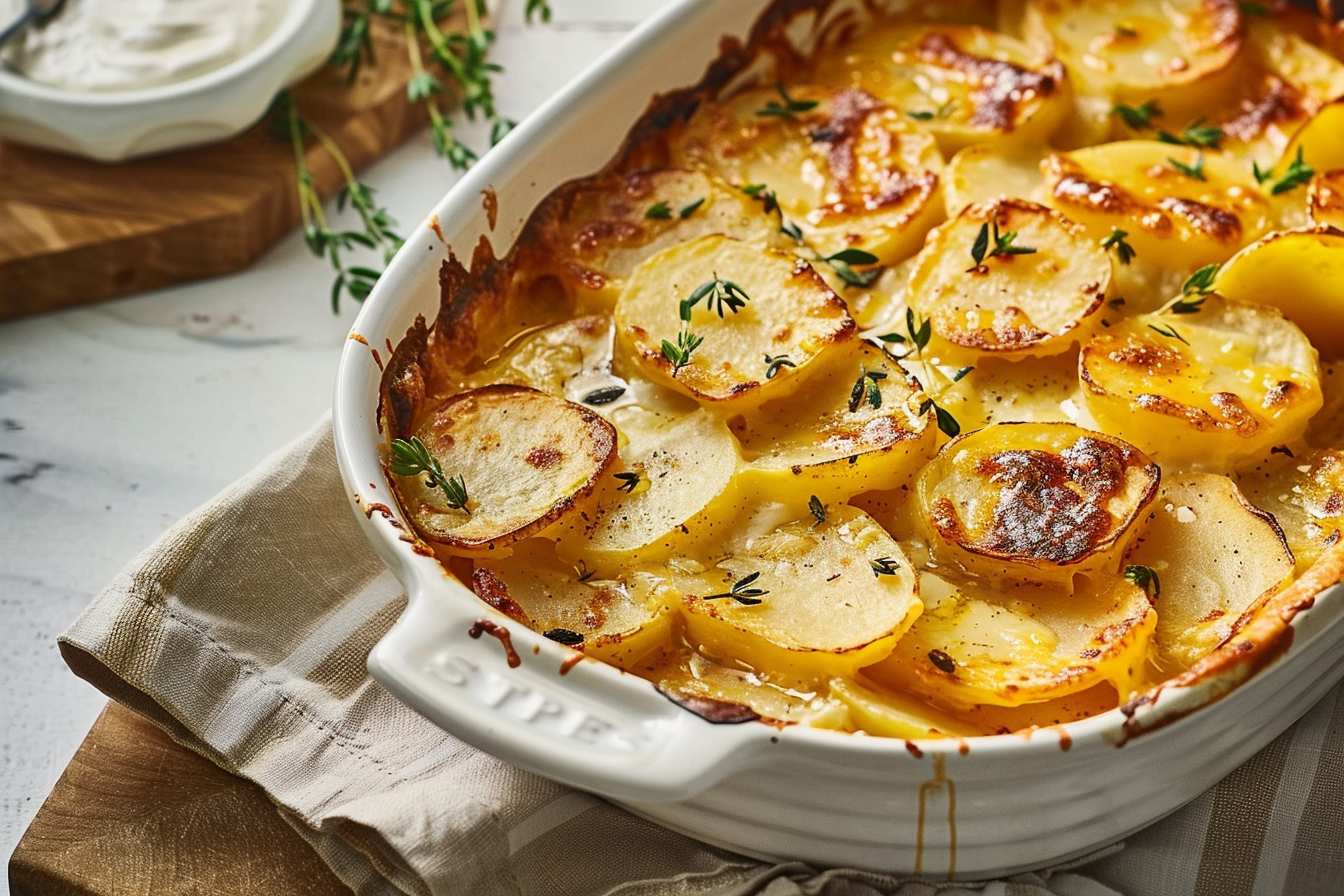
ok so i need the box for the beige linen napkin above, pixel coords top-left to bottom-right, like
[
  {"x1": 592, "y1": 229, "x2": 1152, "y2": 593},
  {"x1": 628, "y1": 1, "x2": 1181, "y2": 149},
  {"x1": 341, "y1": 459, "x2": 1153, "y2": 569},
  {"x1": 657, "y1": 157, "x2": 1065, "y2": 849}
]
[{"x1": 59, "y1": 416, "x2": 1344, "y2": 896}]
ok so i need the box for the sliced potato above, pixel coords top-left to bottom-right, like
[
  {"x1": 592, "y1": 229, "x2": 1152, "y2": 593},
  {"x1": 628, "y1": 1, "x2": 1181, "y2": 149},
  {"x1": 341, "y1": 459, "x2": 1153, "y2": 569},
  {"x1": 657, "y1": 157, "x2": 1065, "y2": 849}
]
[
  {"x1": 1279, "y1": 100, "x2": 1344, "y2": 180},
  {"x1": 908, "y1": 198, "x2": 1113, "y2": 357},
  {"x1": 810, "y1": 23, "x2": 1070, "y2": 153},
  {"x1": 1237, "y1": 448, "x2": 1344, "y2": 570},
  {"x1": 943, "y1": 143, "x2": 1051, "y2": 216},
  {"x1": 394, "y1": 385, "x2": 617, "y2": 549},
  {"x1": 465, "y1": 314, "x2": 615, "y2": 399},
  {"x1": 651, "y1": 648, "x2": 849, "y2": 727},
  {"x1": 1042, "y1": 141, "x2": 1272, "y2": 269},
  {"x1": 1214, "y1": 227, "x2": 1344, "y2": 359},
  {"x1": 555, "y1": 407, "x2": 740, "y2": 568},
  {"x1": 735, "y1": 343, "x2": 937, "y2": 505},
  {"x1": 468, "y1": 540, "x2": 677, "y2": 669},
  {"x1": 830, "y1": 676, "x2": 982, "y2": 739},
  {"x1": 1125, "y1": 473, "x2": 1295, "y2": 674},
  {"x1": 512, "y1": 168, "x2": 789, "y2": 309},
  {"x1": 1080, "y1": 294, "x2": 1324, "y2": 466},
  {"x1": 668, "y1": 85, "x2": 945, "y2": 266},
  {"x1": 917, "y1": 422, "x2": 1159, "y2": 583},
  {"x1": 1308, "y1": 170, "x2": 1344, "y2": 231},
  {"x1": 1024, "y1": 0, "x2": 1243, "y2": 122},
  {"x1": 867, "y1": 570, "x2": 1156, "y2": 709},
  {"x1": 678, "y1": 506, "x2": 922, "y2": 682},
  {"x1": 615, "y1": 234, "x2": 856, "y2": 406}
]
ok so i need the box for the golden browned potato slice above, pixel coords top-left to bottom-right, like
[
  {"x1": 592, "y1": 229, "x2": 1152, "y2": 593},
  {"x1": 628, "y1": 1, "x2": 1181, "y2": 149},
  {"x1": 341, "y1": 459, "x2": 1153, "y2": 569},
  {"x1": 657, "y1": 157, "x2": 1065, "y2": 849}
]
[
  {"x1": 1023, "y1": 0, "x2": 1243, "y2": 123},
  {"x1": 829, "y1": 677, "x2": 982, "y2": 739},
  {"x1": 615, "y1": 234, "x2": 856, "y2": 406},
  {"x1": 651, "y1": 650, "x2": 850, "y2": 727},
  {"x1": 676, "y1": 506, "x2": 922, "y2": 682},
  {"x1": 1125, "y1": 473, "x2": 1295, "y2": 674},
  {"x1": 866, "y1": 570, "x2": 1156, "y2": 709},
  {"x1": 1237, "y1": 448, "x2": 1344, "y2": 570},
  {"x1": 917, "y1": 422, "x2": 1159, "y2": 584},
  {"x1": 466, "y1": 539, "x2": 677, "y2": 670},
  {"x1": 1309, "y1": 170, "x2": 1344, "y2": 231},
  {"x1": 392, "y1": 385, "x2": 617, "y2": 549},
  {"x1": 555, "y1": 407, "x2": 741, "y2": 569},
  {"x1": 668, "y1": 84, "x2": 944, "y2": 267},
  {"x1": 735, "y1": 343, "x2": 937, "y2": 505},
  {"x1": 513, "y1": 167, "x2": 791, "y2": 308},
  {"x1": 1214, "y1": 227, "x2": 1344, "y2": 359},
  {"x1": 810, "y1": 23, "x2": 1070, "y2": 153},
  {"x1": 907, "y1": 198, "x2": 1113, "y2": 357},
  {"x1": 1280, "y1": 101, "x2": 1344, "y2": 179},
  {"x1": 1080, "y1": 295, "x2": 1323, "y2": 467},
  {"x1": 1042, "y1": 141, "x2": 1271, "y2": 269}
]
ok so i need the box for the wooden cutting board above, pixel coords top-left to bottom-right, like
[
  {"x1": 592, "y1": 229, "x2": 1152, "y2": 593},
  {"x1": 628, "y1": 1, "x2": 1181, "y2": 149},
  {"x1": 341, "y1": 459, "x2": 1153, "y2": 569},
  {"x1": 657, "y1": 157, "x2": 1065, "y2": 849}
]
[
  {"x1": 0, "y1": 12, "x2": 433, "y2": 322},
  {"x1": 8, "y1": 701, "x2": 354, "y2": 896}
]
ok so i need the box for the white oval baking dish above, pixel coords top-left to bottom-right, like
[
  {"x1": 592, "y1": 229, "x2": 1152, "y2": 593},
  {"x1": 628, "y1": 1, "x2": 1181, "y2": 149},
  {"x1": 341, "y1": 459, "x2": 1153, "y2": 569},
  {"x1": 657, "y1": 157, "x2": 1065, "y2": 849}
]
[{"x1": 332, "y1": 0, "x2": 1344, "y2": 878}]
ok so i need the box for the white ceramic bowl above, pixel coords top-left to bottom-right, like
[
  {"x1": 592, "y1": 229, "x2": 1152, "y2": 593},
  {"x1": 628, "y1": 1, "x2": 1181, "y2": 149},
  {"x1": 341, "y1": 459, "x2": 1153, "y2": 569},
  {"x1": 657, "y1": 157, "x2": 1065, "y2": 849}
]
[
  {"x1": 0, "y1": 0, "x2": 339, "y2": 161},
  {"x1": 332, "y1": 0, "x2": 1344, "y2": 878}
]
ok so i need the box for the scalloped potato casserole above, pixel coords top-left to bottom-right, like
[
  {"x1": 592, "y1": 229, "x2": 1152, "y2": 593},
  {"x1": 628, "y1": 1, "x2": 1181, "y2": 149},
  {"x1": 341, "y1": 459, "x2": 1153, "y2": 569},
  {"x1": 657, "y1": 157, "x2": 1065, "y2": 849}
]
[{"x1": 379, "y1": 0, "x2": 1344, "y2": 738}]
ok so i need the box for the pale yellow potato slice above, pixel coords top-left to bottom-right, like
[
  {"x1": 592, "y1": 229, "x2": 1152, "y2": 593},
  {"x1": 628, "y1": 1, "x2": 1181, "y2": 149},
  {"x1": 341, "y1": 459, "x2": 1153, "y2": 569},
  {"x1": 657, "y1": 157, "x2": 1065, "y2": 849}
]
[
  {"x1": 513, "y1": 167, "x2": 789, "y2": 309},
  {"x1": 1309, "y1": 170, "x2": 1344, "y2": 231},
  {"x1": 1237, "y1": 448, "x2": 1344, "y2": 570},
  {"x1": 677, "y1": 506, "x2": 922, "y2": 682},
  {"x1": 917, "y1": 422, "x2": 1159, "y2": 585},
  {"x1": 555, "y1": 407, "x2": 740, "y2": 569},
  {"x1": 1041, "y1": 141, "x2": 1271, "y2": 269},
  {"x1": 615, "y1": 234, "x2": 856, "y2": 406},
  {"x1": 1214, "y1": 227, "x2": 1344, "y2": 359},
  {"x1": 468, "y1": 540, "x2": 677, "y2": 670},
  {"x1": 651, "y1": 649, "x2": 849, "y2": 727},
  {"x1": 810, "y1": 23, "x2": 1070, "y2": 153},
  {"x1": 1023, "y1": 0, "x2": 1243, "y2": 122},
  {"x1": 668, "y1": 84, "x2": 944, "y2": 266},
  {"x1": 735, "y1": 342, "x2": 937, "y2": 505},
  {"x1": 394, "y1": 385, "x2": 617, "y2": 549},
  {"x1": 1125, "y1": 473, "x2": 1295, "y2": 675},
  {"x1": 1080, "y1": 295, "x2": 1324, "y2": 467},
  {"x1": 943, "y1": 143, "x2": 1050, "y2": 217},
  {"x1": 867, "y1": 570, "x2": 1156, "y2": 709},
  {"x1": 1279, "y1": 100, "x2": 1344, "y2": 179},
  {"x1": 465, "y1": 314, "x2": 614, "y2": 399},
  {"x1": 908, "y1": 198, "x2": 1113, "y2": 357},
  {"x1": 830, "y1": 677, "x2": 982, "y2": 739}
]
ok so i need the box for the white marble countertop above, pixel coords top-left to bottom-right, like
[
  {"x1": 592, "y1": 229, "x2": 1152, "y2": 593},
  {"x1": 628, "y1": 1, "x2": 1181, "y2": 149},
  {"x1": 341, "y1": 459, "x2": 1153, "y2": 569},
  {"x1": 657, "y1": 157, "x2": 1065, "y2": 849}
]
[{"x1": 0, "y1": 0, "x2": 674, "y2": 883}]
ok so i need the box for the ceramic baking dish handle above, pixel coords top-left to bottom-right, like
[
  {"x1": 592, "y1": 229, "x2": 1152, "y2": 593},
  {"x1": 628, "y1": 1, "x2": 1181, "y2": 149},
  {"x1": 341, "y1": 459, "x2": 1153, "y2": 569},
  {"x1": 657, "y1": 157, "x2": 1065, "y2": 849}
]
[{"x1": 368, "y1": 575, "x2": 761, "y2": 804}]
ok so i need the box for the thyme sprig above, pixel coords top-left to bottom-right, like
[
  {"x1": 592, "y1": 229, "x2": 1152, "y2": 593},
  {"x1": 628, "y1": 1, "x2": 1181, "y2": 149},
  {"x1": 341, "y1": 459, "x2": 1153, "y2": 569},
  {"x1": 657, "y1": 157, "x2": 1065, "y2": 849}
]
[
  {"x1": 1114, "y1": 100, "x2": 1161, "y2": 130},
  {"x1": 848, "y1": 367, "x2": 888, "y2": 412},
  {"x1": 1101, "y1": 227, "x2": 1136, "y2": 265},
  {"x1": 1157, "y1": 118, "x2": 1223, "y2": 150},
  {"x1": 756, "y1": 83, "x2": 819, "y2": 119},
  {"x1": 1182, "y1": 263, "x2": 1220, "y2": 296},
  {"x1": 822, "y1": 248, "x2": 883, "y2": 288},
  {"x1": 1148, "y1": 323, "x2": 1190, "y2": 344},
  {"x1": 969, "y1": 219, "x2": 1037, "y2": 270},
  {"x1": 1168, "y1": 154, "x2": 1206, "y2": 181},
  {"x1": 1267, "y1": 147, "x2": 1314, "y2": 196},
  {"x1": 703, "y1": 571, "x2": 769, "y2": 605},
  {"x1": 871, "y1": 308, "x2": 969, "y2": 438},
  {"x1": 764, "y1": 353, "x2": 796, "y2": 380},
  {"x1": 388, "y1": 436, "x2": 470, "y2": 511},
  {"x1": 685, "y1": 276, "x2": 751, "y2": 318}
]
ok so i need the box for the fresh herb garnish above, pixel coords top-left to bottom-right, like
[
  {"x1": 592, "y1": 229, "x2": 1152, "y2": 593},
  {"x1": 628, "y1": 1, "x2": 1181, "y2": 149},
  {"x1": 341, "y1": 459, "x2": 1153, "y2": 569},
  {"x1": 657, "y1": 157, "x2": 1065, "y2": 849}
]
[
  {"x1": 1125, "y1": 564, "x2": 1161, "y2": 600},
  {"x1": 388, "y1": 437, "x2": 469, "y2": 512},
  {"x1": 969, "y1": 219, "x2": 1037, "y2": 269},
  {"x1": 1182, "y1": 263, "x2": 1220, "y2": 296},
  {"x1": 544, "y1": 628, "x2": 584, "y2": 646},
  {"x1": 1157, "y1": 118, "x2": 1224, "y2": 149},
  {"x1": 1169, "y1": 295, "x2": 1207, "y2": 314},
  {"x1": 662, "y1": 329, "x2": 703, "y2": 372},
  {"x1": 703, "y1": 571, "x2": 769, "y2": 605},
  {"x1": 808, "y1": 495, "x2": 827, "y2": 525},
  {"x1": 680, "y1": 197, "x2": 706, "y2": 218},
  {"x1": 574, "y1": 562, "x2": 595, "y2": 583},
  {"x1": 1114, "y1": 100, "x2": 1161, "y2": 130},
  {"x1": 928, "y1": 649, "x2": 957, "y2": 673},
  {"x1": 645, "y1": 201, "x2": 672, "y2": 220},
  {"x1": 1101, "y1": 227, "x2": 1136, "y2": 265},
  {"x1": 1269, "y1": 147, "x2": 1314, "y2": 196},
  {"x1": 918, "y1": 398, "x2": 963, "y2": 438},
  {"x1": 581, "y1": 385, "x2": 626, "y2": 406},
  {"x1": 906, "y1": 102, "x2": 953, "y2": 121},
  {"x1": 614, "y1": 471, "x2": 641, "y2": 493},
  {"x1": 741, "y1": 183, "x2": 779, "y2": 214},
  {"x1": 685, "y1": 276, "x2": 751, "y2": 318},
  {"x1": 764, "y1": 353, "x2": 796, "y2": 380},
  {"x1": 1168, "y1": 154, "x2": 1207, "y2": 181},
  {"x1": 780, "y1": 219, "x2": 804, "y2": 243},
  {"x1": 823, "y1": 248, "x2": 883, "y2": 288},
  {"x1": 1148, "y1": 323, "x2": 1190, "y2": 344},
  {"x1": 756, "y1": 83, "x2": 819, "y2": 119},
  {"x1": 870, "y1": 557, "x2": 901, "y2": 578},
  {"x1": 951, "y1": 365, "x2": 975, "y2": 383},
  {"x1": 848, "y1": 367, "x2": 888, "y2": 412}
]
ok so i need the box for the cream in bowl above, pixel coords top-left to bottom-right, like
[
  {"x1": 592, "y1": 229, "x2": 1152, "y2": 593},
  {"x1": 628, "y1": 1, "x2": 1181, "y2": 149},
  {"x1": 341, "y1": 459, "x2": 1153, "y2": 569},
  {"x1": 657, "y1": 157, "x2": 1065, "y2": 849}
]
[{"x1": 0, "y1": 0, "x2": 338, "y2": 159}]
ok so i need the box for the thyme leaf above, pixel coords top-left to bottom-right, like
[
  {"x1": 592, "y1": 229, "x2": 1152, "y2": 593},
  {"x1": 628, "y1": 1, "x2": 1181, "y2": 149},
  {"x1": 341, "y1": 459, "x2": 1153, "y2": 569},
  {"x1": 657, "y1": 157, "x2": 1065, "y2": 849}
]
[
  {"x1": 388, "y1": 437, "x2": 469, "y2": 511},
  {"x1": 756, "y1": 83, "x2": 819, "y2": 118},
  {"x1": 645, "y1": 201, "x2": 672, "y2": 220},
  {"x1": 764, "y1": 353, "x2": 796, "y2": 380},
  {"x1": 808, "y1": 495, "x2": 827, "y2": 525},
  {"x1": 1182, "y1": 263, "x2": 1220, "y2": 296},
  {"x1": 1101, "y1": 227, "x2": 1136, "y2": 265},
  {"x1": 1114, "y1": 100, "x2": 1161, "y2": 130},
  {"x1": 686, "y1": 277, "x2": 751, "y2": 317},
  {"x1": 1168, "y1": 154, "x2": 1206, "y2": 181},
  {"x1": 1269, "y1": 147, "x2": 1314, "y2": 196},
  {"x1": 703, "y1": 571, "x2": 769, "y2": 605},
  {"x1": 870, "y1": 557, "x2": 901, "y2": 578},
  {"x1": 1125, "y1": 564, "x2": 1161, "y2": 600}
]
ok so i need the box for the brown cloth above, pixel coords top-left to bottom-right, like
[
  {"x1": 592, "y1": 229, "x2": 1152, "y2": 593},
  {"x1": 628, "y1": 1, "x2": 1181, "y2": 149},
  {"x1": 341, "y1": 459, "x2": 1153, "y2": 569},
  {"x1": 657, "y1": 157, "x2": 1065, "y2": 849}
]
[{"x1": 59, "y1": 416, "x2": 1344, "y2": 896}]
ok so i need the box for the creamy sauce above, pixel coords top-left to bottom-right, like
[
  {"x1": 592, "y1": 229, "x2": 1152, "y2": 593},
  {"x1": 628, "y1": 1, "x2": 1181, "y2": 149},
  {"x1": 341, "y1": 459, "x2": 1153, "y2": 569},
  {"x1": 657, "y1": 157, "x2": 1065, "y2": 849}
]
[{"x1": 5, "y1": 0, "x2": 286, "y2": 91}]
